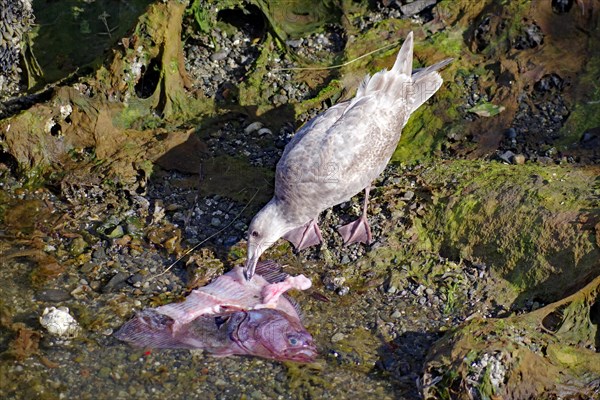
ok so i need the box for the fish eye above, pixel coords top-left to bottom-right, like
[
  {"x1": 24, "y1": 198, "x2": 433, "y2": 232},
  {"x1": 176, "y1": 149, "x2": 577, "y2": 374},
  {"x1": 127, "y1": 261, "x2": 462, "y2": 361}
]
[{"x1": 288, "y1": 336, "x2": 299, "y2": 346}]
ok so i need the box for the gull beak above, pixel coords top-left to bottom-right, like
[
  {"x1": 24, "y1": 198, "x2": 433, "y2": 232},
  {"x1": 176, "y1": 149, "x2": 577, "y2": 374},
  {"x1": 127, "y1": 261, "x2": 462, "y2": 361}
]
[{"x1": 244, "y1": 246, "x2": 260, "y2": 281}]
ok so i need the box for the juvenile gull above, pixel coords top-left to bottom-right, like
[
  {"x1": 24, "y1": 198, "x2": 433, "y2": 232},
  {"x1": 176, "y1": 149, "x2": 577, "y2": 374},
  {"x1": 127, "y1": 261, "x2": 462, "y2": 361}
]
[{"x1": 244, "y1": 32, "x2": 452, "y2": 280}]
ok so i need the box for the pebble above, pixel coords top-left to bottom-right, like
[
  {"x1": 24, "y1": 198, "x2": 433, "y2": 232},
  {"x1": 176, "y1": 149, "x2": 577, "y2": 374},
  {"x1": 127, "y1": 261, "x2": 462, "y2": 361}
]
[
  {"x1": 331, "y1": 332, "x2": 346, "y2": 342},
  {"x1": 102, "y1": 272, "x2": 129, "y2": 293},
  {"x1": 498, "y1": 150, "x2": 515, "y2": 164},
  {"x1": 244, "y1": 121, "x2": 263, "y2": 133},
  {"x1": 210, "y1": 49, "x2": 230, "y2": 62},
  {"x1": 513, "y1": 154, "x2": 526, "y2": 165}
]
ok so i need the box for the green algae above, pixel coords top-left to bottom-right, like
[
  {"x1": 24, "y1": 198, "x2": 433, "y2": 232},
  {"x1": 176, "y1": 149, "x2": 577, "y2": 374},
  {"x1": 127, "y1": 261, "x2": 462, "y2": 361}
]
[
  {"x1": 559, "y1": 50, "x2": 600, "y2": 146},
  {"x1": 418, "y1": 161, "x2": 599, "y2": 302}
]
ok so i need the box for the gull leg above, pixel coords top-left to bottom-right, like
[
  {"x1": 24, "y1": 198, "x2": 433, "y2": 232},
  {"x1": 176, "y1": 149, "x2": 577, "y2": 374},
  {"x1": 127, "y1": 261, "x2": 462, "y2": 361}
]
[
  {"x1": 338, "y1": 186, "x2": 373, "y2": 245},
  {"x1": 282, "y1": 219, "x2": 323, "y2": 251}
]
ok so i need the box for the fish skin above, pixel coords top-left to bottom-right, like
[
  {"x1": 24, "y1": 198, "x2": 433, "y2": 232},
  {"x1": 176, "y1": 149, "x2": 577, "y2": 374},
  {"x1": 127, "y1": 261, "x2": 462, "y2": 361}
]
[{"x1": 115, "y1": 263, "x2": 317, "y2": 362}]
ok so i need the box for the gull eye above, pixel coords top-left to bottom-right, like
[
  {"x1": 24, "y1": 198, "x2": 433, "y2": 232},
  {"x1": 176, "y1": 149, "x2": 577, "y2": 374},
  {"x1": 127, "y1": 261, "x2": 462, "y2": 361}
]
[{"x1": 251, "y1": 230, "x2": 259, "y2": 238}]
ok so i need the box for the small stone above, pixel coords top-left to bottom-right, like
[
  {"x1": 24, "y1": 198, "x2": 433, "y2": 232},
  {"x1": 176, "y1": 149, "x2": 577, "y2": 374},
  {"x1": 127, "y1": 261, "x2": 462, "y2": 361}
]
[
  {"x1": 331, "y1": 332, "x2": 345, "y2": 342},
  {"x1": 210, "y1": 49, "x2": 230, "y2": 62},
  {"x1": 102, "y1": 272, "x2": 129, "y2": 293},
  {"x1": 400, "y1": 0, "x2": 437, "y2": 16},
  {"x1": 257, "y1": 127, "x2": 272, "y2": 136},
  {"x1": 211, "y1": 217, "x2": 221, "y2": 227},
  {"x1": 92, "y1": 247, "x2": 106, "y2": 260},
  {"x1": 128, "y1": 273, "x2": 144, "y2": 285},
  {"x1": 244, "y1": 121, "x2": 263, "y2": 134},
  {"x1": 401, "y1": 190, "x2": 415, "y2": 201},
  {"x1": 499, "y1": 150, "x2": 515, "y2": 163},
  {"x1": 336, "y1": 286, "x2": 350, "y2": 296},
  {"x1": 286, "y1": 39, "x2": 303, "y2": 48},
  {"x1": 505, "y1": 128, "x2": 517, "y2": 139},
  {"x1": 69, "y1": 237, "x2": 88, "y2": 256},
  {"x1": 513, "y1": 154, "x2": 526, "y2": 165}
]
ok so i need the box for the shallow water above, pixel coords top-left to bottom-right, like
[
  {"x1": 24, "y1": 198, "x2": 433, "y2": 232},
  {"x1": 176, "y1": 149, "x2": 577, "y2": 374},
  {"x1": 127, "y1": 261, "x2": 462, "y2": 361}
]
[{"x1": 0, "y1": 165, "x2": 495, "y2": 399}]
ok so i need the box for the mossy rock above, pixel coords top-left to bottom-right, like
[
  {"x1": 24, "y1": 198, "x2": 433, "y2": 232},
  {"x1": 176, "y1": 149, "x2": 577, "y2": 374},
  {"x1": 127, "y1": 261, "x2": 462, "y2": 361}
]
[
  {"x1": 422, "y1": 276, "x2": 600, "y2": 400},
  {"x1": 419, "y1": 160, "x2": 599, "y2": 304}
]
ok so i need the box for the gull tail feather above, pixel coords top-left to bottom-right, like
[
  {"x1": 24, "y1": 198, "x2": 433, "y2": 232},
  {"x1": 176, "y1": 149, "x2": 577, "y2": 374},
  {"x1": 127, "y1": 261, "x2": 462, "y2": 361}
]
[
  {"x1": 391, "y1": 31, "x2": 414, "y2": 75},
  {"x1": 409, "y1": 58, "x2": 453, "y2": 112}
]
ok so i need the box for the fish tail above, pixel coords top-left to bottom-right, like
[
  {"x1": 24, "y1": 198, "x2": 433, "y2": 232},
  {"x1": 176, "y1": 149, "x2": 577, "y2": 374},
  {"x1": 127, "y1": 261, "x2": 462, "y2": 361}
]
[{"x1": 114, "y1": 310, "x2": 186, "y2": 349}]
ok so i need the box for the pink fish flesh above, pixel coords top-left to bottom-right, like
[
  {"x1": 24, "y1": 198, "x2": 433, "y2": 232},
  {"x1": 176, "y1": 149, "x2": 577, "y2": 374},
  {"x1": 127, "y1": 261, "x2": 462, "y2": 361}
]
[{"x1": 115, "y1": 262, "x2": 317, "y2": 362}]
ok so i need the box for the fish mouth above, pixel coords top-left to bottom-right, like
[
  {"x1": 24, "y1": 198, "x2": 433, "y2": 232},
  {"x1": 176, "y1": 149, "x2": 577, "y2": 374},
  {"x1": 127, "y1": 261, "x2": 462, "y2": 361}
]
[{"x1": 284, "y1": 346, "x2": 318, "y2": 363}]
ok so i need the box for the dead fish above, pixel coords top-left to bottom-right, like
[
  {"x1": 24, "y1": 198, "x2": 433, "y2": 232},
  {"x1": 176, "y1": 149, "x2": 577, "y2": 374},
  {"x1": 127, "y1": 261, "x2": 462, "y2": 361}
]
[{"x1": 115, "y1": 261, "x2": 317, "y2": 363}]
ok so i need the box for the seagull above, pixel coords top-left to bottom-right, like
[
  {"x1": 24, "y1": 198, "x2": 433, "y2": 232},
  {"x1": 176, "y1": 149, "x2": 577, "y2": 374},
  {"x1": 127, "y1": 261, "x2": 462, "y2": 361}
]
[{"x1": 244, "y1": 32, "x2": 452, "y2": 280}]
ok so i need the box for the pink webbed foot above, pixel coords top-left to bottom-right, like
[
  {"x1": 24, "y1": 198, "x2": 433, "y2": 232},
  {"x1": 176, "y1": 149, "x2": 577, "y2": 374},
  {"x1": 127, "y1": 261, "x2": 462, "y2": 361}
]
[
  {"x1": 283, "y1": 219, "x2": 323, "y2": 251},
  {"x1": 338, "y1": 215, "x2": 372, "y2": 246}
]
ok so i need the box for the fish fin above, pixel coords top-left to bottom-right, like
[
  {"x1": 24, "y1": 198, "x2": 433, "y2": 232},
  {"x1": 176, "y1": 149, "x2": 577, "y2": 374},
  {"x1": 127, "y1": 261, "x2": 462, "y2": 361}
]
[
  {"x1": 391, "y1": 31, "x2": 413, "y2": 75},
  {"x1": 115, "y1": 310, "x2": 191, "y2": 349},
  {"x1": 283, "y1": 294, "x2": 304, "y2": 321},
  {"x1": 255, "y1": 260, "x2": 289, "y2": 284}
]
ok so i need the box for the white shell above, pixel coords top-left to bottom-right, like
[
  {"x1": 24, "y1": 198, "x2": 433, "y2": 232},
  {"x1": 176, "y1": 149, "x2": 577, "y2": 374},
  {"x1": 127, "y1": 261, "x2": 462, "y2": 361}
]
[{"x1": 39, "y1": 306, "x2": 81, "y2": 338}]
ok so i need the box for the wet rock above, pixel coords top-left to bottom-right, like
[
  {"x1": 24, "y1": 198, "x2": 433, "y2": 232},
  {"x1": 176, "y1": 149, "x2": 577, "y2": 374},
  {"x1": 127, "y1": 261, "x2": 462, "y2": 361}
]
[
  {"x1": 400, "y1": 0, "x2": 438, "y2": 17},
  {"x1": 580, "y1": 128, "x2": 600, "y2": 149},
  {"x1": 498, "y1": 150, "x2": 515, "y2": 164},
  {"x1": 127, "y1": 273, "x2": 144, "y2": 287},
  {"x1": 552, "y1": 0, "x2": 574, "y2": 14},
  {"x1": 286, "y1": 39, "x2": 303, "y2": 48},
  {"x1": 92, "y1": 247, "x2": 106, "y2": 261},
  {"x1": 36, "y1": 289, "x2": 71, "y2": 302},
  {"x1": 400, "y1": 190, "x2": 415, "y2": 201},
  {"x1": 514, "y1": 23, "x2": 544, "y2": 50},
  {"x1": 69, "y1": 237, "x2": 88, "y2": 257},
  {"x1": 505, "y1": 128, "x2": 517, "y2": 140},
  {"x1": 102, "y1": 272, "x2": 129, "y2": 293}
]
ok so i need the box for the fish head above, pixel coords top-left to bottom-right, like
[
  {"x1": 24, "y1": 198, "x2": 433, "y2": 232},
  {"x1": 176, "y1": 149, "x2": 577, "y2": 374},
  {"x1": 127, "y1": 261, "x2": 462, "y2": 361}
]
[
  {"x1": 245, "y1": 201, "x2": 289, "y2": 280},
  {"x1": 231, "y1": 308, "x2": 317, "y2": 363}
]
